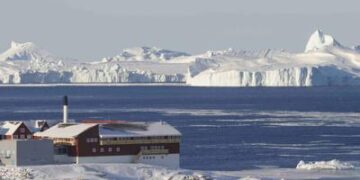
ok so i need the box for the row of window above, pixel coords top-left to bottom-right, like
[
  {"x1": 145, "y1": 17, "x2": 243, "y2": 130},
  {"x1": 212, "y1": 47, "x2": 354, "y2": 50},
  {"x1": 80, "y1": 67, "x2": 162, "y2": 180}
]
[
  {"x1": 140, "y1": 146, "x2": 165, "y2": 151},
  {"x1": 142, "y1": 155, "x2": 165, "y2": 160},
  {"x1": 92, "y1": 147, "x2": 120, "y2": 153},
  {"x1": 54, "y1": 138, "x2": 73, "y2": 142},
  {"x1": 104, "y1": 136, "x2": 180, "y2": 141},
  {"x1": 12, "y1": 134, "x2": 32, "y2": 139},
  {"x1": 86, "y1": 138, "x2": 98, "y2": 143}
]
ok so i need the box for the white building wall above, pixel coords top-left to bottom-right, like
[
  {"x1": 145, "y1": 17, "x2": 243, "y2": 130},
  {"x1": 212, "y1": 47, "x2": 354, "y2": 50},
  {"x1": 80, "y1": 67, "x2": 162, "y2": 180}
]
[{"x1": 0, "y1": 139, "x2": 54, "y2": 166}]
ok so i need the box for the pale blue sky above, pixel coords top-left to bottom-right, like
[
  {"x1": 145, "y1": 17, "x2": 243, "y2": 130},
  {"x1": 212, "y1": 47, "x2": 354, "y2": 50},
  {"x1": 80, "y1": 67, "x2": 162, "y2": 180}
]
[{"x1": 0, "y1": 0, "x2": 360, "y2": 60}]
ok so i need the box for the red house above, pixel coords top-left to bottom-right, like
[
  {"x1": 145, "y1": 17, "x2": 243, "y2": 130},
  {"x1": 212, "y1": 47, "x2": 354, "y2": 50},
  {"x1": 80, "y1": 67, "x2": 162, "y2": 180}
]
[{"x1": 0, "y1": 121, "x2": 33, "y2": 140}]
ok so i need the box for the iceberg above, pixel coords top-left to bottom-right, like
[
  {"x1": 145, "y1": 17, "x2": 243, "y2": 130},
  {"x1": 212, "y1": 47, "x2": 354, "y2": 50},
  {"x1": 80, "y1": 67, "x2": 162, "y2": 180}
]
[
  {"x1": 0, "y1": 43, "x2": 188, "y2": 84},
  {"x1": 2, "y1": 30, "x2": 360, "y2": 86},
  {"x1": 305, "y1": 30, "x2": 341, "y2": 52},
  {"x1": 296, "y1": 159, "x2": 354, "y2": 170},
  {"x1": 187, "y1": 30, "x2": 360, "y2": 86}
]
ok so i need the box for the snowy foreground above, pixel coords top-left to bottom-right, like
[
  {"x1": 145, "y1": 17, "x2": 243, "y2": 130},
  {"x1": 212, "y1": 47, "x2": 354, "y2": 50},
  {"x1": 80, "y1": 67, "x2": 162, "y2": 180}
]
[
  {"x1": 0, "y1": 160, "x2": 359, "y2": 180},
  {"x1": 2, "y1": 30, "x2": 360, "y2": 86}
]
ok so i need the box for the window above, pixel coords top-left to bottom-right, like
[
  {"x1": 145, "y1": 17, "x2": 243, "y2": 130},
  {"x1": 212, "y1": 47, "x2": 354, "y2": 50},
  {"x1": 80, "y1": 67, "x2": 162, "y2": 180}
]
[
  {"x1": 87, "y1": 138, "x2": 98, "y2": 143},
  {"x1": 54, "y1": 146, "x2": 68, "y2": 155},
  {"x1": 27, "y1": 135, "x2": 32, "y2": 139},
  {"x1": 20, "y1": 135, "x2": 25, "y2": 139},
  {"x1": 20, "y1": 128, "x2": 25, "y2": 133},
  {"x1": 116, "y1": 147, "x2": 120, "y2": 152},
  {"x1": 13, "y1": 135, "x2": 18, "y2": 139},
  {"x1": 108, "y1": 147, "x2": 112, "y2": 152},
  {"x1": 92, "y1": 148, "x2": 97, "y2": 153},
  {"x1": 100, "y1": 148, "x2": 104, "y2": 153}
]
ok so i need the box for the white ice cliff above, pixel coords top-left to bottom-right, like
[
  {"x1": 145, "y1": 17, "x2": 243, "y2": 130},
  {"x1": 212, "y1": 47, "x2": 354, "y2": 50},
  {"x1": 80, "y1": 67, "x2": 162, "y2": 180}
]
[
  {"x1": 187, "y1": 30, "x2": 360, "y2": 86},
  {"x1": 0, "y1": 43, "x2": 188, "y2": 84},
  {"x1": 1, "y1": 30, "x2": 360, "y2": 86}
]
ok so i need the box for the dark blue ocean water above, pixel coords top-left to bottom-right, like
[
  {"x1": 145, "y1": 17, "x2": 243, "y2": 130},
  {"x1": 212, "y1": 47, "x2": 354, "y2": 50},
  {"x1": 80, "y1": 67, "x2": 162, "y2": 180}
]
[{"x1": 1, "y1": 86, "x2": 360, "y2": 171}]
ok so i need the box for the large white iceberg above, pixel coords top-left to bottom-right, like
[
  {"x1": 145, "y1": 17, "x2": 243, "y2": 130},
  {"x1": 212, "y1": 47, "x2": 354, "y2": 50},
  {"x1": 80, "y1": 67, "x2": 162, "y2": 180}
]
[
  {"x1": 187, "y1": 30, "x2": 360, "y2": 86},
  {"x1": 0, "y1": 43, "x2": 189, "y2": 84},
  {"x1": 1, "y1": 30, "x2": 360, "y2": 86}
]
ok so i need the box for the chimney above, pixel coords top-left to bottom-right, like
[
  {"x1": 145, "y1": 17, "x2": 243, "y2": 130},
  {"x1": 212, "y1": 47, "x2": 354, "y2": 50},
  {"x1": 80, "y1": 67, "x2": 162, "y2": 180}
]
[{"x1": 63, "y1": 96, "x2": 68, "y2": 124}]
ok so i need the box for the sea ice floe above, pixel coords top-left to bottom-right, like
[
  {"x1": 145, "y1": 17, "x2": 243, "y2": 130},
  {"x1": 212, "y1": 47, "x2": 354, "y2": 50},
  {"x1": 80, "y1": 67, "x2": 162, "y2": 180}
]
[{"x1": 296, "y1": 159, "x2": 354, "y2": 170}]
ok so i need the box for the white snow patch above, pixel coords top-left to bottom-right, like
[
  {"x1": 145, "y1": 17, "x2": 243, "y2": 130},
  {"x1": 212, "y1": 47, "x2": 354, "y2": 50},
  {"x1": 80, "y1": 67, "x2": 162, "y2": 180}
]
[{"x1": 0, "y1": 167, "x2": 34, "y2": 180}]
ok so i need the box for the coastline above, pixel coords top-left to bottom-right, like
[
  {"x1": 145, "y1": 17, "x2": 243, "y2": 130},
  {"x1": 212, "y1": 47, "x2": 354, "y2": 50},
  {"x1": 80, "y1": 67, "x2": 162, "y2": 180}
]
[{"x1": 0, "y1": 83, "x2": 188, "y2": 87}]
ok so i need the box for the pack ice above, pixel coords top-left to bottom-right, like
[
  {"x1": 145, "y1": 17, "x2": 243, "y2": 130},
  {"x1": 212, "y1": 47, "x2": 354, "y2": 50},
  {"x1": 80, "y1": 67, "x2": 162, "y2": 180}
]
[{"x1": 1, "y1": 30, "x2": 360, "y2": 86}]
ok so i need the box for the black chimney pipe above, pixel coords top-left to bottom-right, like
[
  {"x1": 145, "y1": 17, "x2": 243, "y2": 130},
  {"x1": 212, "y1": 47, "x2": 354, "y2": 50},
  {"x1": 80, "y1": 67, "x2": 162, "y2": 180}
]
[{"x1": 63, "y1": 96, "x2": 68, "y2": 106}]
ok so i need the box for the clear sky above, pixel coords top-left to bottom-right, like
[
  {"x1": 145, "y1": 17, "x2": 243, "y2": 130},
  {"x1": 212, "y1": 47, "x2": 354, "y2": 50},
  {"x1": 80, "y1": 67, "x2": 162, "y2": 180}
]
[{"x1": 1, "y1": 0, "x2": 360, "y2": 60}]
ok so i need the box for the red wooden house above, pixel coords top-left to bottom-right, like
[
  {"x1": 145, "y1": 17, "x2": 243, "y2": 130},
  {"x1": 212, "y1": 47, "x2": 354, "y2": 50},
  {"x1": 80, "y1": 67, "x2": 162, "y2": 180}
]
[{"x1": 0, "y1": 121, "x2": 33, "y2": 140}]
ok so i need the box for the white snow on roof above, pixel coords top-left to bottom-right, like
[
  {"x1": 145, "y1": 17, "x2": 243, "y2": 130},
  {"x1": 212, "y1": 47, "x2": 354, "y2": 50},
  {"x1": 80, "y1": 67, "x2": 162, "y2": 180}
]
[
  {"x1": 23, "y1": 120, "x2": 52, "y2": 133},
  {"x1": 99, "y1": 121, "x2": 181, "y2": 138},
  {"x1": 0, "y1": 121, "x2": 23, "y2": 135},
  {"x1": 34, "y1": 121, "x2": 181, "y2": 139},
  {"x1": 34, "y1": 123, "x2": 97, "y2": 138}
]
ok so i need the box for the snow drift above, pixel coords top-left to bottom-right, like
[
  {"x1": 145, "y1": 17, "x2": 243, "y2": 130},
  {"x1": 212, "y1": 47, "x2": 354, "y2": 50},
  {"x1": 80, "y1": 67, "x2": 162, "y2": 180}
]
[{"x1": 2, "y1": 30, "x2": 360, "y2": 86}]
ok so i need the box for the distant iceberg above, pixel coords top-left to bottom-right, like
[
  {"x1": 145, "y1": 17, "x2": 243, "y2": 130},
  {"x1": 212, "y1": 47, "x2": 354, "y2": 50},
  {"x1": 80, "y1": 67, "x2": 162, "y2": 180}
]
[
  {"x1": 187, "y1": 30, "x2": 360, "y2": 87},
  {"x1": 2, "y1": 30, "x2": 360, "y2": 86},
  {"x1": 296, "y1": 159, "x2": 354, "y2": 170}
]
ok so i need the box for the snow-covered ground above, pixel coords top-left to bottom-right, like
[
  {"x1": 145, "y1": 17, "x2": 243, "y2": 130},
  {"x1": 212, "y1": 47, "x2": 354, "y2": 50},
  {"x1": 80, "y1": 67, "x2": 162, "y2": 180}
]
[
  {"x1": 0, "y1": 160, "x2": 359, "y2": 180},
  {"x1": 1, "y1": 30, "x2": 360, "y2": 86}
]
